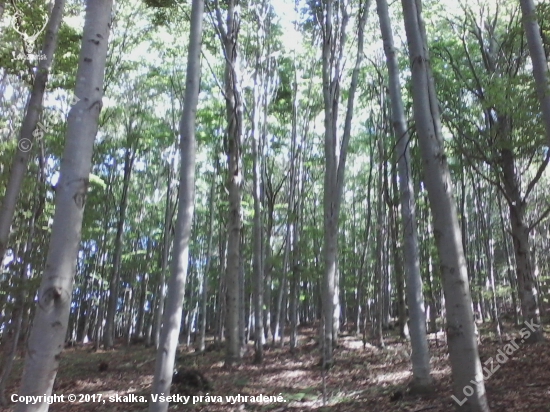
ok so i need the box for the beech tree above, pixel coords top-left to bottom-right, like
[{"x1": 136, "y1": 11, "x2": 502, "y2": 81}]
[
  {"x1": 401, "y1": 0, "x2": 489, "y2": 410},
  {"x1": 0, "y1": 0, "x2": 65, "y2": 262},
  {"x1": 149, "y1": 0, "x2": 204, "y2": 409},
  {"x1": 376, "y1": 0, "x2": 433, "y2": 393},
  {"x1": 519, "y1": 0, "x2": 550, "y2": 145},
  {"x1": 14, "y1": 1, "x2": 113, "y2": 410},
  {"x1": 317, "y1": 0, "x2": 370, "y2": 367},
  {"x1": 103, "y1": 107, "x2": 140, "y2": 349},
  {"x1": 213, "y1": 0, "x2": 244, "y2": 366},
  {"x1": 433, "y1": 2, "x2": 547, "y2": 341},
  {"x1": 1, "y1": 0, "x2": 550, "y2": 409}
]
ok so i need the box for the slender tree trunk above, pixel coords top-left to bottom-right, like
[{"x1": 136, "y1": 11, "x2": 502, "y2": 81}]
[
  {"x1": 356, "y1": 138, "x2": 375, "y2": 335},
  {"x1": 519, "y1": 0, "x2": 550, "y2": 145},
  {"x1": 509, "y1": 203, "x2": 542, "y2": 337},
  {"x1": 76, "y1": 273, "x2": 90, "y2": 342},
  {"x1": 134, "y1": 272, "x2": 148, "y2": 340},
  {"x1": 479, "y1": 188, "x2": 501, "y2": 340},
  {"x1": 498, "y1": 194, "x2": 519, "y2": 324},
  {"x1": 123, "y1": 287, "x2": 134, "y2": 346},
  {"x1": 15, "y1": 2, "x2": 112, "y2": 410},
  {"x1": 319, "y1": 0, "x2": 370, "y2": 367},
  {"x1": 199, "y1": 177, "x2": 215, "y2": 352},
  {"x1": 149, "y1": 0, "x2": 203, "y2": 410},
  {"x1": 289, "y1": 213, "x2": 300, "y2": 351},
  {"x1": 499, "y1": 144, "x2": 543, "y2": 342},
  {"x1": 251, "y1": 73, "x2": 264, "y2": 363},
  {"x1": 238, "y1": 242, "x2": 246, "y2": 350},
  {"x1": 290, "y1": 133, "x2": 303, "y2": 353},
  {"x1": 284, "y1": 62, "x2": 301, "y2": 351},
  {"x1": 0, "y1": 284, "x2": 25, "y2": 406},
  {"x1": 273, "y1": 233, "x2": 289, "y2": 346},
  {"x1": 401, "y1": 0, "x2": 488, "y2": 409},
  {"x1": 263, "y1": 202, "x2": 274, "y2": 342},
  {"x1": 0, "y1": 0, "x2": 65, "y2": 262},
  {"x1": 0, "y1": 242, "x2": 30, "y2": 405},
  {"x1": 0, "y1": 158, "x2": 46, "y2": 404},
  {"x1": 374, "y1": 136, "x2": 385, "y2": 348},
  {"x1": 215, "y1": 231, "x2": 227, "y2": 344},
  {"x1": 389, "y1": 191, "x2": 408, "y2": 339},
  {"x1": 104, "y1": 146, "x2": 135, "y2": 349},
  {"x1": 153, "y1": 165, "x2": 174, "y2": 348},
  {"x1": 214, "y1": 0, "x2": 244, "y2": 366},
  {"x1": 376, "y1": 0, "x2": 433, "y2": 390}
]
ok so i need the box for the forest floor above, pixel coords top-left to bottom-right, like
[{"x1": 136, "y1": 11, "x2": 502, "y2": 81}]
[{"x1": 3, "y1": 322, "x2": 550, "y2": 412}]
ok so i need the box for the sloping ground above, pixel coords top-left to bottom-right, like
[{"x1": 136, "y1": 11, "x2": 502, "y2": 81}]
[{"x1": 3, "y1": 325, "x2": 550, "y2": 412}]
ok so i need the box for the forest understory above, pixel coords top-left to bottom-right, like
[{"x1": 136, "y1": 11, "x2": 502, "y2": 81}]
[{"x1": 3, "y1": 323, "x2": 550, "y2": 412}]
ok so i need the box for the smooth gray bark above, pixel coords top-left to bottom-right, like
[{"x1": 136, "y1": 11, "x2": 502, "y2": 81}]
[
  {"x1": 289, "y1": 71, "x2": 304, "y2": 352},
  {"x1": 519, "y1": 0, "x2": 550, "y2": 145},
  {"x1": 214, "y1": 0, "x2": 244, "y2": 366},
  {"x1": 251, "y1": 68, "x2": 264, "y2": 363},
  {"x1": 0, "y1": 0, "x2": 65, "y2": 263},
  {"x1": 376, "y1": 0, "x2": 432, "y2": 391},
  {"x1": 15, "y1": 1, "x2": 113, "y2": 410},
  {"x1": 263, "y1": 191, "x2": 275, "y2": 341},
  {"x1": 148, "y1": 0, "x2": 203, "y2": 410},
  {"x1": 153, "y1": 165, "x2": 174, "y2": 348},
  {"x1": 374, "y1": 136, "x2": 385, "y2": 347},
  {"x1": 320, "y1": 0, "x2": 370, "y2": 366},
  {"x1": 401, "y1": 0, "x2": 488, "y2": 410}
]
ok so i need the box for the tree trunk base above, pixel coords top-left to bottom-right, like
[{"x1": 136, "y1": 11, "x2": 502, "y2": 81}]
[
  {"x1": 523, "y1": 329, "x2": 544, "y2": 344},
  {"x1": 252, "y1": 352, "x2": 263, "y2": 364},
  {"x1": 407, "y1": 377, "x2": 435, "y2": 396}
]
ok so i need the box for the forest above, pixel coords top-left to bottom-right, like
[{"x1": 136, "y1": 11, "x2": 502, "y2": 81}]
[{"x1": 0, "y1": 0, "x2": 550, "y2": 411}]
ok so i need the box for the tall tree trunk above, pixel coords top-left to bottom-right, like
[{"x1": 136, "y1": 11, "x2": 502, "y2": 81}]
[
  {"x1": 498, "y1": 134, "x2": 543, "y2": 341},
  {"x1": 15, "y1": 1, "x2": 112, "y2": 410},
  {"x1": 153, "y1": 164, "x2": 175, "y2": 348},
  {"x1": 289, "y1": 122, "x2": 303, "y2": 353},
  {"x1": 319, "y1": 0, "x2": 370, "y2": 367},
  {"x1": 374, "y1": 137, "x2": 385, "y2": 347},
  {"x1": 0, "y1": 0, "x2": 65, "y2": 262},
  {"x1": 273, "y1": 233, "x2": 289, "y2": 346},
  {"x1": 498, "y1": 194, "x2": 519, "y2": 325},
  {"x1": 199, "y1": 177, "x2": 215, "y2": 352},
  {"x1": 519, "y1": 0, "x2": 550, "y2": 146},
  {"x1": 104, "y1": 146, "x2": 135, "y2": 349},
  {"x1": 215, "y1": 229, "x2": 227, "y2": 344},
  {"x1": 263, "y1": 199, "x2": 274, "y2": 342},
  {"x1": 134, "y1": 272, "x2": 149, "y2": 340},
  {"x1": 389, "y1": 185, "x2": 407, "y2": 339},
  {"x1": 215, "y1": 0, "x2": 244, "y2": 366},
  {"x1": 376, "y1": 0, "x2": 432, "y2": 391},
  {"x1": 251, "y1": 71, "x2": 264, "y2": 363},
  {"x1": 401, "y1": 0, "x2": 488, "y2": 410},
  {"x1": 501, "y1": 151, "x2": 543, "y2": 342},
  {"x1": 355, "y1": 137, "x2": 375, "y2": 335},
  {"x1": 149, "y1": 0, "x2": 203, "y2": 410},
  {"x1": 476, "y1": 186, "x2": 501, "y2": 340}
]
